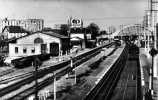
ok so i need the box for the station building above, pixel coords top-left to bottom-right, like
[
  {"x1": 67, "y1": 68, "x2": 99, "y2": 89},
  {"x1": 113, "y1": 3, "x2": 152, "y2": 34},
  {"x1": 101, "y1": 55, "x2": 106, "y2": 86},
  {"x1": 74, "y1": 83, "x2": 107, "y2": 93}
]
[
  {"x1": 1, "y1": 26, "x2": 29, "y2": 40},
  {"x1": 0, "y1": 18, "x2": 44, "y2": 32},
  {"x1": 8, "y1": 31, "x2": 70, "y2": 57},
  {"x1": 68, "y1": 17, "x2": 93, "y2": 48}
]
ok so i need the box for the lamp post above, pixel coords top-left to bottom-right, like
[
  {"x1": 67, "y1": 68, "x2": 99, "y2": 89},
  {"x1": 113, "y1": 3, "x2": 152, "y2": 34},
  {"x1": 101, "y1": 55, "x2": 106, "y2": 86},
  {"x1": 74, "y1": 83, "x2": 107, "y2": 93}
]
[
  {"x1": 70, "y1": 56, "x2": 76, "y2": 84},
  {"x1": 32, "y1": 56, "x2": 42, "y2": 100},
  {"x1": 149, "y1": 48, "x2": 158, "y2": 95},
  {"x1": 53, "y1": 72, "x2": 56, "y2": 100}
]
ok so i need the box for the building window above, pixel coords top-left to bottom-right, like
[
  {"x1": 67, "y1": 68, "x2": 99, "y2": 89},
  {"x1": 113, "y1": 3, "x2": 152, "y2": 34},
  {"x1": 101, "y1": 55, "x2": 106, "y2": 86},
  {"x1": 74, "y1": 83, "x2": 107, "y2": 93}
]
[
  {"x1": 31, "y1": 48, "x2": 35, "y2": 53},
  {"x1": 23, "y1": 48, "x2": 27, "y2": 53},
  {"x1": 15, "y1": 47, "x2": 18, "y2": 53},
  {"x1": 34, "y1": 37, "x2": 44, "y2": 44}
]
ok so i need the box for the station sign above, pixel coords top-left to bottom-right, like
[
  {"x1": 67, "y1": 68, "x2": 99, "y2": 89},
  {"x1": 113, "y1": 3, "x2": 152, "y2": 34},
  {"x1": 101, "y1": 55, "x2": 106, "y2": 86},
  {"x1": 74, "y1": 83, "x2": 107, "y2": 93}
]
[{"x1": 70, "y1": 18, "x2": 83, "y2": 28}]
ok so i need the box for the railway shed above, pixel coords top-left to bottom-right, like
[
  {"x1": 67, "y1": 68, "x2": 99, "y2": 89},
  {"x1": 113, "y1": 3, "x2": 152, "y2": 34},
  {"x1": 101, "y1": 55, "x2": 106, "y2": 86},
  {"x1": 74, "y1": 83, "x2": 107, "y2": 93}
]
[{"x1": 8, "y1": 31, "x2": 70, "y2": 58}]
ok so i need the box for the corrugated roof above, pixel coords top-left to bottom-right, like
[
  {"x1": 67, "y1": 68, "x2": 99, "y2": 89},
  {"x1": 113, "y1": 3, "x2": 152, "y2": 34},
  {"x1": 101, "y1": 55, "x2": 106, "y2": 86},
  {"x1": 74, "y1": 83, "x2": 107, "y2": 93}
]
[
  {"x1": 5, "y1": 31, "x2": 69, "y2": 43},
  {"x1": 42, "y1": 31, "x2": 69, "y2": 38}
]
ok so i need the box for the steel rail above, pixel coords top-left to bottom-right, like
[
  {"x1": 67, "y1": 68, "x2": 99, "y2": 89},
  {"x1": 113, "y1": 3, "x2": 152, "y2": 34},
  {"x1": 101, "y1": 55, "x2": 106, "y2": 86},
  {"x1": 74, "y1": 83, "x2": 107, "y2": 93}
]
[
  {"x1": 7, "y1": 43, "x2": 113, "y2": 100},
  {"x1": 0, "y1": 42, "x2": 114, "y2": 99},
  {"x1": 83, "y1": 45, "x2": 128, "y2": 100}
]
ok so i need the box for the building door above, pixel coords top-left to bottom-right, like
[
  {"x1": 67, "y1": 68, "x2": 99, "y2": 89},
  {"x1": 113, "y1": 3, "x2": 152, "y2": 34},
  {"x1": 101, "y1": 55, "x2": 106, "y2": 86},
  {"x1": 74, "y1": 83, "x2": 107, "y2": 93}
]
[
  {"x1": 50, "y1": 43, "x2": 59, "y2": 56},
  {"x1": 41, "y1": 44, "x2": 47, "y2": 54}
]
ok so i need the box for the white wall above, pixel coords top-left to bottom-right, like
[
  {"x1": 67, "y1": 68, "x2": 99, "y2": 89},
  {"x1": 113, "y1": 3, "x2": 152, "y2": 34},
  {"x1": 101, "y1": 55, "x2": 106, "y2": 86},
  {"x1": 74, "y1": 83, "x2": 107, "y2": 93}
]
[
  {"x1": 9, "y1": 43, "x2": 41, "y2": 57},
  {"x1": 17, "y1": 33, "x2": 61, "y2": 53},
  {"x1": 71, "y1": 33, "x2": 84, "y2": 39},
  {"x1": 9, "y1": 32, "x2": 62, "y2": 57},
  {"x1": 17, "y1": 33, "x2": 60, "y2": 44}
]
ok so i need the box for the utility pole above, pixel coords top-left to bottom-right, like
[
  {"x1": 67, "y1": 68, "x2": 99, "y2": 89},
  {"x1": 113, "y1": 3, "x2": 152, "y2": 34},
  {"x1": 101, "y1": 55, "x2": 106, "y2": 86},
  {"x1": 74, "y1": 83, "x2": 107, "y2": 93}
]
[
  {"x1": 70, "y1": 56, "x2": 76, "y2": 84},
  {"x1": 53, "y1": 72, "x2": 56, "y2": 100},
  {"x1": 148, "y1": 0, "x2": 158, "y2": 90},
  {"x1": 33, "y1": 57, "x2": 42, "y2": 100},
  {"x1": 149, "y1": 0, "x2": 158, "y2": 49}
]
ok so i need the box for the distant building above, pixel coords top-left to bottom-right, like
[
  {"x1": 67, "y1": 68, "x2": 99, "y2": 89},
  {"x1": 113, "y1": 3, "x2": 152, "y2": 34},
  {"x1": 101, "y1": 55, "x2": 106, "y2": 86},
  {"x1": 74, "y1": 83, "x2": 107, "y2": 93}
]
[
  {"x1": 0, "y1": 18, "x2": 44, "y2": 32},
  {"x1": 54, "y1": 24, "x2": 62, "y2": 29},
  {"x1": 1, "y1": 26, "x2": 29, "y2": 39},
  {"x1": 8, "y1": 31, "x2": 70, "y2": 57},
  {"x1": 68, "y1": 17, "x2": 86, "y2": 48}
]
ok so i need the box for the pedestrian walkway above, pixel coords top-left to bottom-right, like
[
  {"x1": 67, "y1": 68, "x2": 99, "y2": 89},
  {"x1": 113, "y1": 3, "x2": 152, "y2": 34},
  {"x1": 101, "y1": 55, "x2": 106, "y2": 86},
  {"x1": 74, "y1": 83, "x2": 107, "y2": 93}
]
[
  {"x1": 27, "y1": 46, "x2": 123, "y2": 100},
  {"x1": 42, "y1": 48, "x2": 90, "y2": 68}
]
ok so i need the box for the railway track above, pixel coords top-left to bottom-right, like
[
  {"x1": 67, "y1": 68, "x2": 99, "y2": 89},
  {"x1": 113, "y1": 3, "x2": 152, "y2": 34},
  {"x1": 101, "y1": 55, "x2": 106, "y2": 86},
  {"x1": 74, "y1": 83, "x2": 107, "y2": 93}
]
[
  {"x1": 110, "y1": 58, "x2": 138, "y2": 100},
  {"x1": 0, "y1": 42, "x2": 114, "y2": 99},
  {"x1": 83, "y1": 44, "x2": 128, "y2": 100},
  {"x1": 7, "y1": 64, "x2": 71, "y2": 100},
  {"x1": 7, "y1": 43, "x2": 110, "y2": 100},
  {"x1": 0, "y1": 69, "x2": 15, "y2": 77},
  {"x1": 0, "y1": 72, "x2": 32, "y2": 84},
  {"x1": 84, "y1": 44, "x2": 142, "y2": 100},
  {"x1": 110, "y1": 45, "x2": 141, "y2": 100}
]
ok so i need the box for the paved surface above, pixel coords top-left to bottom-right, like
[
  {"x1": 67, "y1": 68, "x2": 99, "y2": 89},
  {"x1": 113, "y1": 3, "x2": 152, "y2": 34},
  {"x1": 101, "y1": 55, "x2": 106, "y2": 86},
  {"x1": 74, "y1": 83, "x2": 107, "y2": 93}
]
[
  {"x1": 28, "y1": 47, "x2": 117, "y2": 100},
  {"x1": 43, "y1": 46, "x2": 125, "y2": 100},
  {"x1": 24, "y1": 46, "x2": 124, "y2": 100}
]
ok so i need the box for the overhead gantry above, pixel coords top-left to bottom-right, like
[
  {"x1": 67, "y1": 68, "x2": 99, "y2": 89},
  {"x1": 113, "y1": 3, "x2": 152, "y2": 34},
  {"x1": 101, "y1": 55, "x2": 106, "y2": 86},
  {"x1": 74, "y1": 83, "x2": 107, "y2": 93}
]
[{"x1": 113, "y1": 24, "x2": 154, "y2": 49}]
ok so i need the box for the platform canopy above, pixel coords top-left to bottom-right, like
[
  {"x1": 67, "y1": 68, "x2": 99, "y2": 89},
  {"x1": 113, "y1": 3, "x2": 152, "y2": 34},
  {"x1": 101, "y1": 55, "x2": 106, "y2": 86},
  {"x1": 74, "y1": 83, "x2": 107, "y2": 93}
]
[{"x1": 113, "y1": 24, "x2": 153, "y2": 37}]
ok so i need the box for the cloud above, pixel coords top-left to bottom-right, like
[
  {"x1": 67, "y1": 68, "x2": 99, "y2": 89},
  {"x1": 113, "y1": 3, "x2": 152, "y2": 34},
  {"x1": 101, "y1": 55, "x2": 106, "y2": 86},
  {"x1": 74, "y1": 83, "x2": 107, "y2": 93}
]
[
  {"x1": 0, "y1": 0, "x2": 147, "y2": 29},
  {"x1": 0, "y1": 0, "x2": 145, "y2": 1}
]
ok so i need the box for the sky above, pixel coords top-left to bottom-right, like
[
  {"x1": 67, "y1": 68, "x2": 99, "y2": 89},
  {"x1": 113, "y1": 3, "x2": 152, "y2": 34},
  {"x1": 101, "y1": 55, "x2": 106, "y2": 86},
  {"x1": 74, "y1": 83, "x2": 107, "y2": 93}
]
[{"x1": 0, "y1": 0, "x2": 148, "y2": 30}]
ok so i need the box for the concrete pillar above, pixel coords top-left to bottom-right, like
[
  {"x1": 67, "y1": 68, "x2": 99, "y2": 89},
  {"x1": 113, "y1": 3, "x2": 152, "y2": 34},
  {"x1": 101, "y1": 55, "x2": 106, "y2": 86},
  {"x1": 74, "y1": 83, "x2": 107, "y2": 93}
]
[
  {"x1": 147, "y1": 34, "x2": 150, "y2": 51},
  {"x1": 82, "y1": 39, "x2": 86, "y2": 49},
  {"x1": 153, "y1": 54, "x2": 158, "y2": 77}
]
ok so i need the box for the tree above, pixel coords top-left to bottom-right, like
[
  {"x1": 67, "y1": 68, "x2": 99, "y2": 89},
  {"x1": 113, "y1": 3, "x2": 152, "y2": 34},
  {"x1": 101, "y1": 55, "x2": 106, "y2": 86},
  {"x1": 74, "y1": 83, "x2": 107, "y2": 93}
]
[
  {"x1": 86, "y1": 23, "x2": 100, "y2": 39},
  {"x1": 42, "y1": 25, "x2": 69, "y2": 36},
  {"x1": 60, "y1": 24, "x2": 69, "y2": 36},
  {"x1": 100, "y1": 30, "x2": 108, "y2": 35},
  {"x1": 42, "y1": 27, "x2": 53, "y2": 31}
]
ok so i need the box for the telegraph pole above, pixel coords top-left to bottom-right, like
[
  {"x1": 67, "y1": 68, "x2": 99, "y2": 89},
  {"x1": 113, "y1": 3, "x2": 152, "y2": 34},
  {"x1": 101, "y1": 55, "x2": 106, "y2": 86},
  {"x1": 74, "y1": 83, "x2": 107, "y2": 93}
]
[
  {"x1": 149, "y1": 0, "x2": 158, "y2": 49},
  {"x1": 149, "y1": 0, "x2": 158, "y2": 84},
  {"x1": 53, "y1": 72, "x2": 56, "y2": 100},
  {"x1": 70, "y1": 56, "x2": 76, "y2": 84},
  {"x1": 33, "y1": 57, "x2": 42, "y2": 100}
]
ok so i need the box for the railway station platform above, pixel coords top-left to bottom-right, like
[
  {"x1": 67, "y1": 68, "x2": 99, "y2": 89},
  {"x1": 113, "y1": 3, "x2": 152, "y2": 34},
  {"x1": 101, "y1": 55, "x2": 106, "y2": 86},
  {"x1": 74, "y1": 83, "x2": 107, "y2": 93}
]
[
  {"x1": 0, "y1": 42, "x2": 119, "y2": 100},
  {"x1": 139, "y1": 48, "x2": 158, "y2": 100},
  {"x1": 36, "y1": 45, "x2": 125, "y2": 100}
]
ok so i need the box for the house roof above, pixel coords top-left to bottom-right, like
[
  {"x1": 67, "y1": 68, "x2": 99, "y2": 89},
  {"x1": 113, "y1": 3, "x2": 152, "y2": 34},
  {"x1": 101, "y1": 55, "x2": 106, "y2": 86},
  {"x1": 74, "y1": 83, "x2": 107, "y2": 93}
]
[
  {"x1": 5, "y1": 31, "x2": 69, "y2": 43},
  {"x1": 41, "y1": 31, "x2": 69, "y2": 39},
  {"x1": 2, "y1": 26, "x2": 29, "y2": 33},
  {"x1": 1, "y1": 37, "x2": 17, "y2": 43},
  {"x1": 70, "y1": 37, "x2": 83, "y2": 41},
  {"x1": 8, "y1": 31, "x2": 69, "y2": 42}
]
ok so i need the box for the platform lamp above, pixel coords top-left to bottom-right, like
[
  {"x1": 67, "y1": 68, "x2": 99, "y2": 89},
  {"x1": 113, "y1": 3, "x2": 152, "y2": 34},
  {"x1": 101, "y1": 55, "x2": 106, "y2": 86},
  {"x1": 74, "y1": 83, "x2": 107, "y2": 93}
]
[
  {"x1": 32, "y1": 56, "x2": 42, "y2": 100},
  {"x1": 53, "y1": 72, "x2": 56, "y2": 100},
  {"x1": 149, "y1": 47, "x2": 158, "y2": 95},
  {"x1": 70, "y1": 56, "x2": 76, "y2": 84}
]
